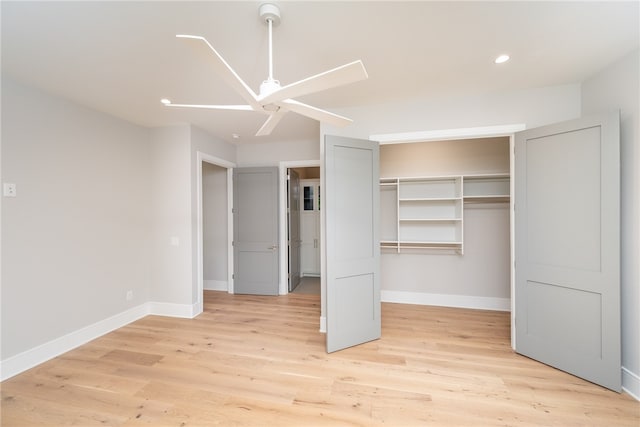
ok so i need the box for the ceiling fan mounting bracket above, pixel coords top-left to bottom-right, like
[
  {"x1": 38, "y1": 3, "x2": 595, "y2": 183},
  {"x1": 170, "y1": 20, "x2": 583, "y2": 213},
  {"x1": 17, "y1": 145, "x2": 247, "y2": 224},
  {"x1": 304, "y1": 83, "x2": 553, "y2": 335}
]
[{"x1": 259, "y1": 3, "x2": 281, "y2": 26}]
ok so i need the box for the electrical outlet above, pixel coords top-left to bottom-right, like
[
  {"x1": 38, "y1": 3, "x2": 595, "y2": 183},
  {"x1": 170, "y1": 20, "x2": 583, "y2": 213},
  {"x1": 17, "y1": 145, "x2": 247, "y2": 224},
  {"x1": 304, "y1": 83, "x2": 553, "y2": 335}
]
[
  {"x1": 3, "y1": 183, "x2": 16, "y2": 197},
  {"x1": 126, "y1": 290, "x2": 133, "y2": 301}
]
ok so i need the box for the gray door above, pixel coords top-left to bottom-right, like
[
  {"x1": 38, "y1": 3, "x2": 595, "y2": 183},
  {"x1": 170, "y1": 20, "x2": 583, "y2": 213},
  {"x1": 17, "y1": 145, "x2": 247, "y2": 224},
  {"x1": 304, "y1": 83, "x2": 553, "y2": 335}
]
[
  {"x1": 288, "y1": 169, "x2": 301, "y2": 292},
  {"x1": 325, "y1": 135, "x2": 381, "y2": 353},
  {"x1": 233, "y1": 167, "x2": 279, "y2": 295},
  {"x1": 515, "y1": 112, "x2": 620, "y2": 391}
]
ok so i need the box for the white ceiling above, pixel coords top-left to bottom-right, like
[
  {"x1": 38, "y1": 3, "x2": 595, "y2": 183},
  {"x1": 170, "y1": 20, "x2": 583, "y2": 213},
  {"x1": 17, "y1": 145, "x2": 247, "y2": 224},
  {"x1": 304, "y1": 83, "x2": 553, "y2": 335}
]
[{"x1": 2, "y1": 1, "x2": 638, "y2": 145}]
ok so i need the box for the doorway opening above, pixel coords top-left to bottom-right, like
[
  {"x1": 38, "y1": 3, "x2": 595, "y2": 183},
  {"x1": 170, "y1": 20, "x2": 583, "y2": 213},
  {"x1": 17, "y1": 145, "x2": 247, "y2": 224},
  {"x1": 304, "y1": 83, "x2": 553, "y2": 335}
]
[
  {"x1": 288, "y1": 166, "x2": 321, "y2": 295},
  {"x1": 197, "y1": 152, "x2": 235, "y2": 313},
  {"x1": 279, "y1": 161, "x2": 321, "y2": 296}
]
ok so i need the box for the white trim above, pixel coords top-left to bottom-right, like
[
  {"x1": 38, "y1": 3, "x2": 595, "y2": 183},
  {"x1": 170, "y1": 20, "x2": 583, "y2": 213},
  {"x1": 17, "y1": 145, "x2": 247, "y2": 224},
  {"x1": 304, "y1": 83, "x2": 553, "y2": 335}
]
[
  {"x1": 510, "y1": 134, "x2": 517, "y2": 349},
  {"x1": 622, "y1": 367, "x2": 640, "y2": 401},
  {"x1": 196, "y1": 151, "x2": 236, "y2": 305},
  {"x1": 148, "y1": 301, "x2": 200, "y2": 318},
  {"x1": 381, "y1": 290, "x2": 511, "y2": 312},
  {"x1": 319, "y1": 316, "x2": 327, "y2": 333},
  {"x1": 278, "y1": 160, "x2": 321, "y2": 295},
  {"x1": 370, "y1": 124, "x2": 527, "y2": 144},
  {"x1": 204, "y1": 280, "x2": 228, "y2": 291},
  {"x1": 227, "y1": 168, "x2": 234, "y2": 294},
  {"x1": 0, "y1": 300, "x2": 206, "y2": 381},
  {"x1": 0, "y1": 303, "x2": 149, "y2": 381}
]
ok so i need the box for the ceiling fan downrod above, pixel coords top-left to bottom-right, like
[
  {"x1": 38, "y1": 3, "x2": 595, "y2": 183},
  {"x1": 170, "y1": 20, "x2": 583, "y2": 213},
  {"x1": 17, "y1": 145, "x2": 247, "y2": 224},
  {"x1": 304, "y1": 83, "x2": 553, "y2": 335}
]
[{"x1": 259, "y1": 3, "x2": 281, "y2": 96}]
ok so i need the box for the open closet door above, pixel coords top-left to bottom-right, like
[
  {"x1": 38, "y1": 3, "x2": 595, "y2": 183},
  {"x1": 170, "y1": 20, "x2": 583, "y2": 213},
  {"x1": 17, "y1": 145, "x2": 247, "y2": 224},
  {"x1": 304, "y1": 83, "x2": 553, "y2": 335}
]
[
  {"x1": 325, "y1": 135, "x2": 381, "y2": 353},
  {"x1": 515, "y1": 111, "x2": 620, "y2": 391}
]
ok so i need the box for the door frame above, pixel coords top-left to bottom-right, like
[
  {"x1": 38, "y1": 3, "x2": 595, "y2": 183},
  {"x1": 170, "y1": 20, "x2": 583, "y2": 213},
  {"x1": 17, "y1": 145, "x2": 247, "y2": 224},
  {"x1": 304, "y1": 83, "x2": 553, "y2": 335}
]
[
  {"x1": 278, "y1": 160, "x2": 320, "y2": 295},
  {"x1": 369, "y1": 123, "x2": 526, "y2": 347},
  {"x1": 196, "y1": 152, "x2": 236, "y2": 310}
]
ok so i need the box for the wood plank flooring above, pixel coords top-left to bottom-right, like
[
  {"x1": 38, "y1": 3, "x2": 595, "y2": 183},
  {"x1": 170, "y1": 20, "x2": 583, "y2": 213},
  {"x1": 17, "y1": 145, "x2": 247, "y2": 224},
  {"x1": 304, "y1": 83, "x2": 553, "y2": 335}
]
[{"x1": 2, "y1": 291, "x2": 638, "y2": 426}]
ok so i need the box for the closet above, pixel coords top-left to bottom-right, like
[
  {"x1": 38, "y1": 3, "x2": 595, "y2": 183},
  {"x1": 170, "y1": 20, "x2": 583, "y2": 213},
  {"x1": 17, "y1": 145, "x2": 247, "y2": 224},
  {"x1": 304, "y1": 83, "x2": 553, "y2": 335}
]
[{"x1": 379, "y1": 137, "x2": 511, "y2": 307}]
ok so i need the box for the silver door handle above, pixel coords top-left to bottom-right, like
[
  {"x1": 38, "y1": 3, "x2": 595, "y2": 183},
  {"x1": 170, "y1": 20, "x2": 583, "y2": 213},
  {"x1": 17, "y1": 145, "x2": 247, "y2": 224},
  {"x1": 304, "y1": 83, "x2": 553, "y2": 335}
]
[{"x1": 269, "y1": 245, "x2": 278, "y2": 250}]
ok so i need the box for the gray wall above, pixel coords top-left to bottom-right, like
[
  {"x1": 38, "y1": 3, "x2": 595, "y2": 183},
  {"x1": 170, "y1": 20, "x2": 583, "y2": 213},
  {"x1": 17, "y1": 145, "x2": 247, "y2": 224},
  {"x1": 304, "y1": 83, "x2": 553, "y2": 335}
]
[
  {"x1": 1, "y1": 77, "x2": 237, "y2": 368},
  {"x1": 149, "y1": 125, "x2": 192, "y2": 305},
  {"x1": 202, "y1": 162, "x2": 228, "y2": 286},
  {"x1": 1, "y1": 77, "x2": 152, "y2": 359},
  {"x1": 581, "y1": 48, "x2": 639, "y2": 398}
]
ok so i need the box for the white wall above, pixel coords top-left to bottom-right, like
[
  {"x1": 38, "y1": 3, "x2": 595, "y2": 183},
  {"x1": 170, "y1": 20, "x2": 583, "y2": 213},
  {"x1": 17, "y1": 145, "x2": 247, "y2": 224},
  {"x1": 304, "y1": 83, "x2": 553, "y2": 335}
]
[
  {"x1": 323, "y1": 83, "x2": 582, "y2": 140},
  {"x1": 1, "y1": 77, "x2": 152, "y2": 360},
  {"x1": 581, "y1": 48, "x2": 640, "y2": 399},
  {"x1": 236, "y1": 139, "x2": 320, "y2": 166},
  {"x1": 202, "y1": 162, "x2": 228, "y2": 289}
]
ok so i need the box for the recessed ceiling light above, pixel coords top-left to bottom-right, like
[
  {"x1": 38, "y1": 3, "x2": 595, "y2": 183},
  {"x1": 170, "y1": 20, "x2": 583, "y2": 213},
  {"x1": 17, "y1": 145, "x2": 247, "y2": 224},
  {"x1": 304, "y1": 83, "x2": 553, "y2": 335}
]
[
  {"x1": 494, "y1": 54, "x2": 510, "y2": 64},
  {"x1": 232, "y1": 133, "x2": 240, "y2": 139},
  {"x1": 160, "y1": 98, "x2": 171, "y2": 105}
]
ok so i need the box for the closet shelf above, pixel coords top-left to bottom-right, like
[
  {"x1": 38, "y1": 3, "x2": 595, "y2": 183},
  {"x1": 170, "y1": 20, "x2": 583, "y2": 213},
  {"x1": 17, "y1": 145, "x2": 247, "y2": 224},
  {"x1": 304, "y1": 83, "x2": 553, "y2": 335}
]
[
  {"x1": 380, "y1": 173, "x2": 510, "y2": 254},
  {"x1": 399, "y1": 197, "x2": 462, "y2": 202},
  {"x1": 464, "y1": 195, "x2": 510, "y2": 204},
  {"x1": 399, "y1": 218, "x2": 461, "y2": 222}
]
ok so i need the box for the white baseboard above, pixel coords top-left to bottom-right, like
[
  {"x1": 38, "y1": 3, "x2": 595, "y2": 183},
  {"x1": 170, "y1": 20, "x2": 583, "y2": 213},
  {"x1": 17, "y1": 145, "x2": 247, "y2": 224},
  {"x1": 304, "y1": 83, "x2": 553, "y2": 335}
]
[
  {"x1": 319, "y1": 316, "x2": 326, "y2": 333},
  {"x1": 148, "y1": 301, "x2": 200, "y2": 318},
  {"x1": 381, "y1": 290, "x2": 511, "y2": 311},
  {"x1": 204, "y1": 280, "x2": 228, "y2": 291},
  {"x1": 0, "y1": 303, "x2": 149, "y2": 381},
  {"x1": 622, "y1": 366, "x2": 640, "y2": 401},
  {"x1": 0, "y1": 300, "x2": 202, "y2": 381}
]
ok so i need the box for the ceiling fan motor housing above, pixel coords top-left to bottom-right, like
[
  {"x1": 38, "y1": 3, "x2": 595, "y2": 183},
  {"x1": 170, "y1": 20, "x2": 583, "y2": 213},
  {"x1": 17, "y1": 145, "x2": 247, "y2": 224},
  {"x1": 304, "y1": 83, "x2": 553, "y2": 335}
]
[{"x1": 260, "y1": 78, "x2": 281, "y2": 98}]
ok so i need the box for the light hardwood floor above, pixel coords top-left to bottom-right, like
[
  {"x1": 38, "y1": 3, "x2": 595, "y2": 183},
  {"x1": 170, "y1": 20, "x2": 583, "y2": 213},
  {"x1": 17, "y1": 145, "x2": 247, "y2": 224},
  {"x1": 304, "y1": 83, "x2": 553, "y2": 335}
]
[{"x1": 2, "y1": 291, "x2": 638, "y2": 426}]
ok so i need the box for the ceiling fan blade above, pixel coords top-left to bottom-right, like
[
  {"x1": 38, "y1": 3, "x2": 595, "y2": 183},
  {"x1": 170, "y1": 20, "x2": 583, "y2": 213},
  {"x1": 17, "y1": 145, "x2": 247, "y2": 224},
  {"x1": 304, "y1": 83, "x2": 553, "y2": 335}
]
[
  {"x1": 255, "y1": 111, "x2": 287, "y2": 136},
  {"x1": 163, "y1": 103, "x2": 253, "y2": 111},
  {"x1": 177, "y1": 35, "x2": 261, "y2": 110},
  {"x1": 259, "y1": 60, "x2": 368, "y2": 105},
  {"x1": 279, "y1": 99, "x2": 353, "y2": 127}
]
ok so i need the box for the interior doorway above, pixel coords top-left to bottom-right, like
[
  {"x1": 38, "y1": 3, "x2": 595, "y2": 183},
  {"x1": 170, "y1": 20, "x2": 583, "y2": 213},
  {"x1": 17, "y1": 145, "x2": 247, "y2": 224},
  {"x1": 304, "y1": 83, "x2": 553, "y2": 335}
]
[
  {"x1": 287, "y1": 166, "x2": 321, "y2": 295},
  {"x1": 202, "y1": 162, "x2": 230, "y2": 292},
  {"x1": 197, "y1": 152, "x2": 235, "y2": 313}
]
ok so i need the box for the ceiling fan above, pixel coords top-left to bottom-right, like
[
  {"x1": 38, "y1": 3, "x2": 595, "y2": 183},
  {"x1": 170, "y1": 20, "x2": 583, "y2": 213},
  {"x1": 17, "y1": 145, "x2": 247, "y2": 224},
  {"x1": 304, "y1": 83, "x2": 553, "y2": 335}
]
[{"x1": 161, "y1": 3, "x2": 368, "y2": 137}]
